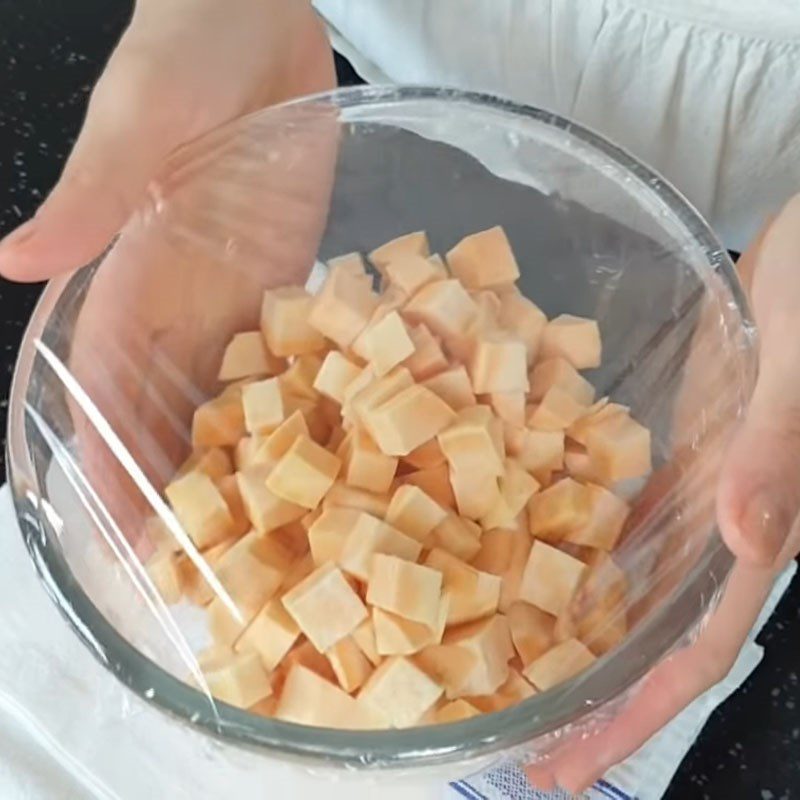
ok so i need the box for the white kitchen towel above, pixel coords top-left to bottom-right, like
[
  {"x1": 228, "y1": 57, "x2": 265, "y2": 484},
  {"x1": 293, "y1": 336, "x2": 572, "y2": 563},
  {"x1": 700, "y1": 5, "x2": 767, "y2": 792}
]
[{"x1": 0, "y1": 482, "x2": 794, "y2": 800}]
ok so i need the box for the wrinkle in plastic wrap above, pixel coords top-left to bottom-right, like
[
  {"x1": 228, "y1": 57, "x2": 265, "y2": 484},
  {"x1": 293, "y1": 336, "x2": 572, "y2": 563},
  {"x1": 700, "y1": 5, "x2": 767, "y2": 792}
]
[{"x1": 7, "y1": 87, "x2": 758, "y2": 776}]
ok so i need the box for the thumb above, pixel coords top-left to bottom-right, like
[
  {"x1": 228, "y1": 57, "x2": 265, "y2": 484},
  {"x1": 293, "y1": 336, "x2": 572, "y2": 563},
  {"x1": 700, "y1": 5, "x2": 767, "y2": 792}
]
[
  {"x1": 0, "y1": 45, "x2": 187, "y2": 281},
  {"x1": 717, "y1": 196, "x2": 800, "y2": 566}
]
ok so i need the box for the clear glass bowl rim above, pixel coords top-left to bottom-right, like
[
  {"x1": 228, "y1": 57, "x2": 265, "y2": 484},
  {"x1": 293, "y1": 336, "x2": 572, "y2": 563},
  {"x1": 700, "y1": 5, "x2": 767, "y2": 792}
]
[{"x1": 6, "y1": 84, "x2": 755, "y2": 770}]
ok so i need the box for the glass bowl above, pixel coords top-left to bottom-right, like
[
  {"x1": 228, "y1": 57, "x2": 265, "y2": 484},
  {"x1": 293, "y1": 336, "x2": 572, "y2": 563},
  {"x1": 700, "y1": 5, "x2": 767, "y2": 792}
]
[{"x1": 6, "y1": 86, "x2": 756, "y2": 771}]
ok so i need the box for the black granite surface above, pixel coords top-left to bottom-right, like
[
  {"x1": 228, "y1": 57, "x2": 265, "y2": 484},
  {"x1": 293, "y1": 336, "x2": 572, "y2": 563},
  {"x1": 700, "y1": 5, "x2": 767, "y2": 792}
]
[{"x1": 0, "y1": 2, "x2": 797, "y2": 798}]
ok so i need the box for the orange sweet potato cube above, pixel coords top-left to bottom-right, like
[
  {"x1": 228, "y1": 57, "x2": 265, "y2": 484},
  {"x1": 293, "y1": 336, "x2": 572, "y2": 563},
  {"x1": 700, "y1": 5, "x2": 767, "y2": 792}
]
[
  {"x1": 431, "y1": 699, "x2": 481, "y2": 724},
  {"x1": 326, "y1": 636, "x2": 374, "y2": 692},
  {"x1": 384, "y1": 253, "x2": 447, "y2": 296},
  {"x1": 351, "y1": 618, "x2": 383, "y2": 667},
  {"x1": 423, "y1": 366, "x2": 477, "y2": 411},
  {"x1": 400, "y1": 465, "x2": 457, "y2": 510},
  {"x1": 192, "y1": 386, "x2": 246, "y2": 447},
  {"x1": 506, "y1": 427, "x2": 565, "y2": 482},
  {"x1": 438, "y1": 407, "x2": 504, "y2": 476},
  {"x1": 564, "y1": 483, "x2": 629, "y2": 550},
  {"x1": 218, "y1": 331, "x2": 284, "y2": 382},
  {"x1": 176, "y1": 447, "x2": 233, "y2": 482},
  {"x1": 498, "y1": 292, "x2": 547, "y2": 364},
  {"x1": 401, "y1": 323, "x2": 449, "y2": 380},
  {"x1": 322, "y1": 482, "x2": 392, "y2": 518},
  {"x1": 260, "y1": 286, "x2": 326, "y2": 357},
  {"x1": 487, "y1": 391, "x2": 526, "y2": 426},
  {"x1": 498, "y1": 531, "x2": 532, "y2": 613},
  {"x1": 507, "y1": 601, "x2": 556, "y2": 666},
  {"x1": 282, "y1": 563, "x2": 368, "y2": 652},
  {"x1": 470, "y1": 333, "x2": 529, "y2": 394},
  {"x1": 519, "y1": 541, "x2": 587, "y2": 617},
  {"x1": 313, "y1": 350, "x2": 362, "y2": 403},
  {"x1": 539, "y1": 314, "x2": 602, "y2": 369},
  {"x1": 401, "y1": 438, "x2": 447, "y2": 470},
  {"x1": 470, "y1": 527, "x2": 518, "y2": 575},
  {"x1": 465, "y1": 668, "x2": 536, "y2": 713},
  {"x1": 354, "y1": 310, "x2": 416, "y2": 377},
  {"x1": 529, "y1": 357, "x2": 595, "y2": 405},
  {"x1": 369, "y1": 230, "x2": 430, "y2": 274},
  {"x1": 216, "y1": 474, "x2": 251, "y2": 538},
  {"x1": 146, "y1": 550, "x2": 184, "y2": 604},
  {"x1": 366, "y1": 554, "x2": 443, "y2": 629},
  {"x1": 307, "y1": 507, "x2": 360, "y2": 566},
  {"x1": 373, "y1": 604, "x2": 445, "y2": 656},
  {"x1": 449, "y1": 468, "x2": 502, "y2": 521},
  {"x1": 339, "y1": 513, "x2": 422, "y2": 581},
  {"x1": 241, "y1": 378, "x2": 285, "y2": 435},
  {"x1": 250, "y1": 409, "x2": 309, "y2": 467},
  {"x1": 527, "y1": 385, "x2": 589, "y2": 431},
  {"x1": 235, "y1": 597, "x2": 301, "y2": 670},
  {"x1": 202, "y1": 650, "x2": 272, "y2": 709},
  {"x1": 165, "y1": 471, "x2": 234, "y2": 549},
  {"x1": 522, "y1": 638, "x2": 596, "y2": 690},
  {"x1": 403, "y1": 279, "x2": 478, "y2": 340},
  {"x1": 339, "y1": 428, "x2": 398, "y2": 494},
  {"x1": 528, "y1": 477, "x2": 591, "y2": 542},
  {"x1": 480, "y1": 459, "x2": 540, "y2": 530},
  {"x1": 207, "y1": 594, "x2": 262, "y2": 646},
  {"x1": 266, "y1": 435, "x2": 341, "y2": 509},
  {"x1": 584, "y1": 412, "x2": 652, "y2": 483},
  {"x1": 446, "y1": 226, "x2": 520, "y2": 289},
  {"x1": 385, "y1": 484, "x2": 447, "y2": 542},
  {"x1": 427, "y1": 513, "x2": 482, "y2": 561},
  {"x1": 236, "y1": 465, "x2": 305, "y2": 533}
]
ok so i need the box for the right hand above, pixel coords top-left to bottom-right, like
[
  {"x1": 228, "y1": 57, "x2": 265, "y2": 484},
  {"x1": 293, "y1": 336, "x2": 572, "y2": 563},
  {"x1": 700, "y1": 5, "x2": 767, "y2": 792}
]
[{"x1": 0, "y1": 0, "x2": 335, "y2": 281}]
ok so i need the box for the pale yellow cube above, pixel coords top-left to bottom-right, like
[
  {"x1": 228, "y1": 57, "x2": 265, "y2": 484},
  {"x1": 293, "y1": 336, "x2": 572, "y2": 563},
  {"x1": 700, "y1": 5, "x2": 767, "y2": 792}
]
[
  {"x1": 508, "y1": 428, "x2": 565, "y2": 480},
  {"x1": 466, "y1": 668, "x2": 536, "y2": 713},
  {"x1": 358, "y1": 656, "x2": 443, "y2": 728},
  {"x1": 384, "y1": 253, "x2": 446, "y2": 296},
  {"x1": 507, "y1": 601, "x2": 556, "y2": 666},
  {"x1": 446, "y1": 226, "x2": 520, "y2": 289},
  {"x1": 340, "y1": 428, "x2": 398, "y2": 494},
  {"x1": 402, "y1": 323, "x2": 448, "y2": 380},
  {"x1": 523, "y1": 638, "x2": 596, "y2": 690},
  {"x1": 352, "y1": 618, "x2": 383, "y2": 667},
  {"x1": 282, "y1": 563, "x2": 368, "y2": 652},
  {"x1": 236, "y1": 465, "x2": 305, "y2": 534},
  {"x1": 146, "y1": 550, "x2": 184, "y2": 604},
  {"x1": 425, "y1": 548, "x2": 501, "y2": 626},
  {"x1": 192, "y1": 386, "x2": 246, "y2": 447},
  {"x1": 403, "y1": 279, "x2": 478, "y2": 341},
  {"x1": 527, "y1": 385, "x2": 589, "y2": 431},
  {"x1": 400, "y1": 465, "x2": 456, "y2": 510},
  {"x1": 306, "y1": 507, "x2": 359, "y2": 566},
  {"x1": 498, "y1": 292, "x2": 547, "y2": 364},
  {"x1": 346, "y1": 366, "x2": 414, "y2": 429},
  {"x1": 373, "y1": 606, "x2": 443, "y2": 656},
  {"x1": 275, "y1": 664, "x2": 382, "y2": 729},
  {"x1": 313, "y1": 350, "x2": 362, "y2": 403},
  {"x1": 266, "y1": 435, "x2": 341, "y2": 509},
  {"x1": 539, "y1": 314, "x2": 602, "y2": 369},
  {"x1": 584, "y1": 412, "x2": 652, "y2": 484},
  {"x1": 367, "y1": 554, "x2": 442, "y2": 629},
  {"x1": 529, "y1": 357, "x2": 595, "y2": 405},
  {"x1": 470, "y1": 333, "x2": 528, "y2": 394},
  {"x1": 165, "y1": 471, "x2": 234, "y2": 549},
  {"x1": 326, "y1": 636, "x2": 374, "y2": 692},
  {"x1": 202, "y1": 650, "x2": 272, "y2": 709},
  {"x1": 487, "y1": 391, "x2": 525, "y2": 426},
  {"x1": 369, "y1": 231, "x2": 430, "y2": 274},
  {"x1": 564, "y1": 483, "x2": 629, "y2": 550},
  {"x1": 218, "y1": 331, "x2": 284, "y2": 382},
  {"x1": 261, "y1": 286, "x2": 326, "y2": 357},
  {"x1": 339, "y1": 513, "x2": 422, "y2": 581},
  {"x1": 519, "y1": 541, "x2": 587, "y2": 617},
  {"x1": 323, "y1": 482, "x2": 392, "y2": 518},
  {"x1": 242, "y1": 378, "x2": 284, "y2": 435},
  {"x1": 438, "y1": 408, "x2": 504, "y2": 476},
  {"x1": 528, "y1": 477, "x2": 591, "y2": 542},
  {"x1": 385, "y1": 484, "x2": 447, "y2": 543},
  {"x1": 427, "y1": 513, "x2": 482, "y2": 561},
  {"x1": 235, "y1": 598, "x2": 301, "y2": 670},
  {"x1": 355, "y1": 310, "x2": 415, "y2": 377}
]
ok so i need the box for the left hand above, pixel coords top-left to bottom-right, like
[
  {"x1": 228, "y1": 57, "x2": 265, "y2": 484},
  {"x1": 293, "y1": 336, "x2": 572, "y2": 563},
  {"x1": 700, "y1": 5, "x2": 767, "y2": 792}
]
[{"x1": 526, "y1": 195, "x2": 800, "y2": 793}]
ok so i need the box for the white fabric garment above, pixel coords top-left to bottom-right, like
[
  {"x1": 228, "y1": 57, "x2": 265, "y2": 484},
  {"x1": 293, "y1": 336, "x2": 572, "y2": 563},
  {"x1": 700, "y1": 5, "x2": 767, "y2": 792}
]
[{"x1": 314, "y1": 0, "x2": 800, "y2": 253}]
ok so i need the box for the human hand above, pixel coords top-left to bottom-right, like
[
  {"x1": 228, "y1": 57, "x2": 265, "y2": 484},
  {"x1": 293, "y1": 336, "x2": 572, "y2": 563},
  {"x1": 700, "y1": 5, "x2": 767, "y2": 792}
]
[
  {"x1": 0, "y1": 0, "x2": 334, "y2": 280},
  {"x1": 526, "y1": 196, "x2": 800, "y2": 793}
]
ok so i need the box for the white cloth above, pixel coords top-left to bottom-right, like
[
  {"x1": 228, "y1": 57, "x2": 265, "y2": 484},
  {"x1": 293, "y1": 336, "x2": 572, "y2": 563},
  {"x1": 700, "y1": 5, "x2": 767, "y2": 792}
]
[
  {"x1": 0, "y1": 482, "x2": 795, "y2": 799},
  {"x1": 315, "y1": 0, "x2": 800, "y2": 253}
]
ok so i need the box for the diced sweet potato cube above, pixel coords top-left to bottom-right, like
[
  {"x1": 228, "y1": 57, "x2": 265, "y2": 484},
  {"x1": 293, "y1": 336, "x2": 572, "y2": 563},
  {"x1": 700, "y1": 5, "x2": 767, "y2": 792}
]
[
  {"x1": 523, "y1": 638, "x2": 596, "y2": 690},
  {"x1": 276, "y1": 664, "x2": 382, "y2": 729},
  {"x1": 470, "y1": 333, "x2": 528, "y2": 394},
  {"x1": 528, "y1": 477, "x2": 591, "y2": 542},
  {"x1": 487, "y1": 392, "x2": 525, "y2": 426},
  {"x1": 242, "y1": 378, "x2": 284, "y2": 435},
  {"x1": 529, "y1": 357, "x2": 595, "y2": 405},
  {"x1": 282, "y1": 563, "x2": 368, "y2": 652},
  {"x1": 438, "y1": 407, "x2": 504, "y2": 476},
  {"x1": 192, "y1": 386, "x2": 246, "y2": 447},
  {"x1": 403, "y1": 279, "x2": 478, "y2": 341},
  {"x1": 466, "y1": 668, "x2": 536, "y2": 713},
  {"x1": 352, "y1": 618, "x2": 383, "y2": 667},
  {"x1": 326, "y1": 636, "x2": 374, "y2": 692},
  {"x1": 427, "y1": 513, "x2": 482, "y2": 561},
  {"x1": 272, "y1": 520, "x2": 310, "y2": 559},
  {"x1": 265, "y1": 435, "x2": 341, "y2": 509},
  {"x1": 506, "y1": 427, "x2": 565, "y2": 483},
  {"x1": 401, "y1": 323, "x2": 449, "y2": 380},
  {"x1": 235, "y1": 598, "x2": 301, "y2": 670},
  {"x1": 339, "y1": 513, "x2": 422, "y2": 581},
  {"x1": 250, "y1": 409, "x2": 310, "y2": 468},
  {"x1": 480, "y1": 459, "x2": 540, "y2": 530},
  {"x1": 527, "y1": 385, "x2": 589, "y2": 431},
  {"x1": 346, "y1": 366, "x2": 414, "y2": 428},
  {"x1": 507, "y1": 602, "x2": 556, "y2": 666},
  {"x1": 179, "y1": 539, "x2": 236, "y2": 606},
  {"x1": 446, "y1": 226, "x2": 520, "y2": 289},
  {"x1": 400, "y1": 465, "x2": 457, "y2": 510},
  {"x1": 236, "y1": 465, "x2": 305, "y2": 533},
  {"x1": 279, "y1": 553, "x2": 315, "y2": 594},
  {"x1": 450, "y1": 468, "x2": 502, "y2": 521},
  {"x1": 470, "y1": 528, "x2": 518, "y2": 575},
  {"x1": 144, "y1": 514, "x2": 181, "y2": 556},
  {"x1": 366, "y1": 385, "x2": 456, "y2": 457},
  {"x1": 165, "y1": 471, "x2": 234, "y2": 549},
  {"x1": 519, "y1": 541, "x2": 587, "y2": 617},
  {"x1": 385, "y1": 484, "x2": 447, "y2": 543},
  {"x1": 313, "y1": 350, "x2": 362, "y2": 403},
  {"x1": 307, "y1": 507, "x2": 360, "y2": 566},
  {"x1": 327, "y1": 251, "x2": 371, "y2": 280},
  {"x1": 564, "y1": 483, "x2": 629, "y2": 550},
  {"x1": 216, "y1": 474, "x2": 251, "y2": 538},
  {"x1": 367, "y1": 554, "x2": 443, "y2": 628},
  {"x1": 249, "y1": 696, "x2": 278, "y2": 717},
  {"x1": 322, "y1": 482, "x2": 391, "y2": 518},
  {"x1": 358, "y1": 656, "x2": 443, "y2": 728},
  {"x1": 146, "y1": 550, "x2": 184, "y2": 604},
  {"x1": 309, "y1": 263, "x2": 379, "y2": 348},
  {"x1": 352, "y1": 310, "x2": 415, "y2": 377},
  {"x1": 207, "y1": 595, "x2": 262, "y2": 646},
  {"x1": 539, "y1": 315, "x2": 602, "y2": 369},
  {"x1": 566, "y1": 399, "x2": 624, "y2": 445},
  {"x1": 384, "y1": 253, "x2": 447, "y2": 297},
  {"x1": 273, "y1": 640, "x2": 337, "y2": 692},
  {"x1": 425, "y1": 548, "x2": 501, "y2": 626},
  {"x1": 422, "y1": 366, "x2": 477, "y2": 412},
  {"x1": 563, "y1": 442, "x2": 604, "y2": 484},
  {"x1": 218, "y1": 331, "x2": 284, "y2": 382},
  {"x1": 498, "y1": 532, "x2": 532, "y2": 613},
  {"x1": 260, "y1": 286, "x2": 326, "y2": 357},
  {"x1": 202, "y1": 650, "x2": 272, "y2": 709},
  {"x1": 431, "y1": 699, "x2": 481, "y2": 724},
  {"x1": 339, "y1": 428, "x2": 398, "y2": 494},
  {"x1": 584, "y1": 412, "x2": 652, "y2": 483},
  {"x1": 280, "y1": 354, "x2": 323, "y2": 401},
  {"x1": 177, "y1": 447, "x2": 233, "y2": 482},
  {"x1": 402, "y1": 438, "x2": 447, "y2": 469},
  {"x1": 369, "y1": 231, "x2": 430, "y2": 274},
  {"x1": 373, "y1": 605, "x2": 444, "y2": 656},
  {"x1": 498, "y1": 292, "x2": 547, "y2": 364}
]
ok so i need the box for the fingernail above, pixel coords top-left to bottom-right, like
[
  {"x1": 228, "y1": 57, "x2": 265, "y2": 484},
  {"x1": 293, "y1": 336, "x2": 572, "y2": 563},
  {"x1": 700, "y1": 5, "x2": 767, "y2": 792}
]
[
  {"x1": 0, "y1": 218, "x2": 37, "y2": 251},
  {"x1": 739, "y1": 490, "x2": 793, "y2": 565}
]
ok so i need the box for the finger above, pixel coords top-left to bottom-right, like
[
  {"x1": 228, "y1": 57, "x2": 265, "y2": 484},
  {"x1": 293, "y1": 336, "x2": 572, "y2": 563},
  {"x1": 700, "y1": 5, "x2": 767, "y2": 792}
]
[
  {"x1": 717, "y1": 195, "x2": 800, "y2": 565},
  {"x1": 0, "y1": 41, "x2": 186, "y2": 281}
]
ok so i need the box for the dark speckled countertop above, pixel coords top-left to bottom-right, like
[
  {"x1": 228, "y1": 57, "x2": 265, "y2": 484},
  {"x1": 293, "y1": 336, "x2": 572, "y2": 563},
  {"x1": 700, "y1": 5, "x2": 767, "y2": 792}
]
[{"x1": 0, "y1": 2, "x2": 797, "y2": 798}]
